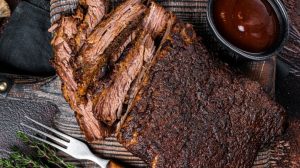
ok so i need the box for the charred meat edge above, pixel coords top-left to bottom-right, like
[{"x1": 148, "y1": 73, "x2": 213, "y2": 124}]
[
  {"x1": 93, "y1": 2, "x2": 171, "y2": 126},
  {"x1": 52, "y1": 0, "x2": 112, "y2": 142},
  {"x1": 74, "y1": 0, "x2": 146, "y2": 97},
  {"x1": 116, "y1": 14, "x2": 177, "y2": 132},
  {"x1": 117, "y1": 23, "x2": 285, "y2": 167}
]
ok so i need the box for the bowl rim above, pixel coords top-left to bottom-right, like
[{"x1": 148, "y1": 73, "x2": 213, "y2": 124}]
[{"x1": 206, "y1": 0, "x2": 290, "y2": 61}]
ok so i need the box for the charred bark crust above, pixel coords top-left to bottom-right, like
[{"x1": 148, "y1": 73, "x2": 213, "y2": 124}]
[{"x1": 117, "y1": 22, "x2": 286, "y2": 168}]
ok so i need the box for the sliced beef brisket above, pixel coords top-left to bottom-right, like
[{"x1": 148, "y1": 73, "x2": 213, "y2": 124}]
[
  {"x1": 93, "y1": 2, "x2": 171, "y2": 126},
  {"x1": 52, "y1": 0, "x2": 112, "y2": 141},
  {"x1": 116, "y1": 14, "x2": 177, "y2": 131},
  {"x1": 74, "y1": 0, "x2": 146, "y2": 97},
  {"x1": 52, "y1": 2, "x2": 286, "y2": 167},
  {"x1": 117, "y1": 22, "x2": 286, "y2": 168},
  {"x1": 93, "y1": 33, "x2": 155, "y2": 125},
  {"x1": 74, "y1": 0, "x2": 108, "y2": 50}
]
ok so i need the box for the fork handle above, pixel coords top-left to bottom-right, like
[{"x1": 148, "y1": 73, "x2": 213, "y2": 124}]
[{"x1": 88, "y1": 154, "x2": 109, "y2": 168}]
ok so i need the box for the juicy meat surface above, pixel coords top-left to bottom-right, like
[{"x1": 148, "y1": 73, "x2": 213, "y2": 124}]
[
  {"x1": 93, "y1": 2, "x2": 171, "y2": 126},
  {"x1": 74, "y1": 0, "x2": 146, "y2": 97},
  {"x1": 117, "y1": 22, "x2": 286, "y2": 168},
  {"x1": 93, "y1": 33, "x2": 155, "y2": 125},
  {"x1": 52, "y1": 0, "x2": 171, "y2": 141},
  {"x1": 75, "y1": 0, "x2": 108, "y2": 50},
  {"x1": 51, "y1": 0, "x2": 112, "y2": 142}
]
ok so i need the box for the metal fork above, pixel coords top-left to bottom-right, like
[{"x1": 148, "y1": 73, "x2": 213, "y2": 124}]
[{"x1": 21, "y1": 116, "x2": 122, "y2": 168}]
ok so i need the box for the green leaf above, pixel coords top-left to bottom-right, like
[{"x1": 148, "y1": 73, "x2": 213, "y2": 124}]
[{"x1": 0, "y1": 131, "x2": 75, "y2": 168}]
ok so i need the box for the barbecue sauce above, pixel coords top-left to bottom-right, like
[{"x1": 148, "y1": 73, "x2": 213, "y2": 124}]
[{"x1": 213, "y1": 0, "x2": 280, "y2": 53}]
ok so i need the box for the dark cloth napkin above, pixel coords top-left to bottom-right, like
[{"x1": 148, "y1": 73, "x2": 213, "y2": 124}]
[{"x1": 0, "y1": 0, "x2": 54, "y2": 76}]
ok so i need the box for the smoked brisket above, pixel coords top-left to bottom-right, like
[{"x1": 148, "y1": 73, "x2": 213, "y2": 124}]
[
  {"x1": 117, "y1": 22, "x2": 286, "y2": 168},
  {"x1": 93, "y1": 2, "x2": 171, "y2": 126},
  {"x1": 74, "y1": 0, "x2": 146, "y2": 97},
  {"x1": 51, "y1": 0, "x2": 112, "y2": 141},
  {"x1": 52, "y1": 1, "x2": 286, "y2": 167}
]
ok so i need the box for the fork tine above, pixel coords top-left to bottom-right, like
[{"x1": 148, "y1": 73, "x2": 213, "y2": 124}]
[
  {"x1": 25, "y1": 116, "x2": 72, "y2": 141},
  {"x1": 21, "y1": 123, "x2": 69, "y2": 147},
  {"x1": 25, "y1": 133, "x2": 67, "y2": 153}
]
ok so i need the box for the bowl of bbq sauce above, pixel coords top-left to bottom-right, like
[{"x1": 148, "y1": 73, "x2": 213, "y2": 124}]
[{"x1": 207, "y1": 0, "x2": 289, "y2": 60}]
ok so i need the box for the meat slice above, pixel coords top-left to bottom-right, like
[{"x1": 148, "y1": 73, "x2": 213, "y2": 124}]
[
  {"x1": 93, "y1": 34, "x2": 155, "y2": 125},
  {"x1": 52, "y1": 13, "x2": 81, "y2": 93},
  {"x1": 75, "y1": 0, "x2": 108, "y2": 50},
  {"x1": 116, "y1": 14, "x2": 177, "y2": 131},
  {"x1": 74, "y1": 0, "x2": 146, "y2": 97},
  {"x1": 52, "y1": 0, "x2": 112, "y2": 142},
  {"x1": 110, "y1": 32, "x2": 137, "y2": 64},
  {"x1": 117, "y1": 22, "x2": 286, "y2": 167},
  {"x1": 93, "y1": 2, "x2": 171, "y2": 126}
]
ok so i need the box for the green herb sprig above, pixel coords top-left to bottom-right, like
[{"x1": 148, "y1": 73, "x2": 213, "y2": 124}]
[{"x1": 0, "y1": 131, "x2": 75, "y2": 168}]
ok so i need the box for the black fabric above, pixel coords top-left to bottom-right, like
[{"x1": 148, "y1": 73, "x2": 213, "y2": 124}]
[
  {"x1": 6, "y1": 0, "x2": 22, "y2": 11},
  {"x1": 0, "y1": 1, "x2": 54, "y2": 76},
  {"x1": 26, "y1": 0, "x2": 50, "y2": 11}
]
